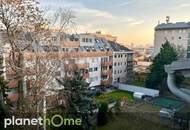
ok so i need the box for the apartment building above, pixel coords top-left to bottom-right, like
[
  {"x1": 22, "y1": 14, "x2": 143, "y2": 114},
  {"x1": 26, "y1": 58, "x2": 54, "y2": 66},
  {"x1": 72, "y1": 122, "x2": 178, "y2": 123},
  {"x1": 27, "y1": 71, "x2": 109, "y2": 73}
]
[
  {"x1": 109, "y1": 41, "x2": 134, "y2": 83},
  {"x1": 1, "y1": 31, "x2": 133, "y2": 104},
  {"x1": 154, "y1": 17, "x2": 190, "y2": 58}
]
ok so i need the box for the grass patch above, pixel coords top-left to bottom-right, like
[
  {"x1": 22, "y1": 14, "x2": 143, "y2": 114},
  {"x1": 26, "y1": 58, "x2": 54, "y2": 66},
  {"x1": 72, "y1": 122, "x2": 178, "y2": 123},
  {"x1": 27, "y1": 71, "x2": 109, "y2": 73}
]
[
  {"x1": 95, "y1": 90, "x2": 133, "y2": 103},
  {"x1": 97, "y1": 113, "x2": 172, "y2": 130}
]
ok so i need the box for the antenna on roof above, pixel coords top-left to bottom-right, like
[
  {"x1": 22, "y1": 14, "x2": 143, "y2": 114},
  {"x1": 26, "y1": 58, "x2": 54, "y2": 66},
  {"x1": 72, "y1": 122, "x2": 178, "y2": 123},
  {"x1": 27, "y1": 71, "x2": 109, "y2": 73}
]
[{"x1": 166, "y1": 16, "x2": 170, "y2": 24}]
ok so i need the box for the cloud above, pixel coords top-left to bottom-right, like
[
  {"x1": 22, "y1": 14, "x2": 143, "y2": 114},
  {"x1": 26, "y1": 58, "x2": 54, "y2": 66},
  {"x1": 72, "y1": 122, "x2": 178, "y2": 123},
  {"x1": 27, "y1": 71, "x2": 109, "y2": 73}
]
[
  {"x1": 173, "y1": 3, "x2": 190, "y2": 10},
  {"x1": 178, "y1": 3, "x2": 190, "y2": 8},
  {"x1": 75, "y1": 8, "x2": 115, "y2": 19},
  {"x1": 114, "y1": 0, "x2": 132, "y2": 8},
  {"x1": 129, "y1": 20, "x2": 144, "y2": 26}
]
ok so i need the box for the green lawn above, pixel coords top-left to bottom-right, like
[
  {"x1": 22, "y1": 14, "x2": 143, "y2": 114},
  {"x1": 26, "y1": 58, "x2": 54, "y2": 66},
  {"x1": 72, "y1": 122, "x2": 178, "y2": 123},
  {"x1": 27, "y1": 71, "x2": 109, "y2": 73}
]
[{"x1": 95, "y1": 90, "x2": 133, "y2": 103}]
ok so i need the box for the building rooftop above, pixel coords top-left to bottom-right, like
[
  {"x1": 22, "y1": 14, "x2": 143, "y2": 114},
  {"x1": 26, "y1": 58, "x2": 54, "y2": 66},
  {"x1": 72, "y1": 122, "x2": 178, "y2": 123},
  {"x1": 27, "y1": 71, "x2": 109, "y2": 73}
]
[
  {"x1": 155, "y1": 22, "x2": 190, "y2": 30},
  {"x1": 108, "y1": 41, "x2": 132, "y2": 52}
]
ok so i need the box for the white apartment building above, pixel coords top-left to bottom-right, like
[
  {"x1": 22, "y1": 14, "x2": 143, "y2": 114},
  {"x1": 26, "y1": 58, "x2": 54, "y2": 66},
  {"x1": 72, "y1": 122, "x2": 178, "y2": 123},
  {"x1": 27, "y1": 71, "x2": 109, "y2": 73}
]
[
  {"x1": 83, "y1": 57, "x2": 101, "y2": 87},
  {"x1": 109, "y1": 41, "x2": 134, "y2": 83},
  {"x1": 154, "y1": 18, "x2": 190, "y2": 58}
]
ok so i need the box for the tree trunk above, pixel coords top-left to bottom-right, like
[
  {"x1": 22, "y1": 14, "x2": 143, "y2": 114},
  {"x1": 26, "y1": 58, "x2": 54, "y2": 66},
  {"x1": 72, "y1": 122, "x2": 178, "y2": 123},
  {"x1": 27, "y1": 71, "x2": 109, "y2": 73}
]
[{"x1": 17, "y1": 53, "x2": 24, "y2": 111}]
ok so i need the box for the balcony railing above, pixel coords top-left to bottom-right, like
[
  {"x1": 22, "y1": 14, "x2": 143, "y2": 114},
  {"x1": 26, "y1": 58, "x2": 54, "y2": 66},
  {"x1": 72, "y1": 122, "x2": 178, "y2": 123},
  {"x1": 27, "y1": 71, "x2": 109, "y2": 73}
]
[
  {"x1": 101, "y1": 79, "x2": 112, "y2": 86},
  {"x1": 101, "y1": 61, "x2": 113, "y2": 66}
]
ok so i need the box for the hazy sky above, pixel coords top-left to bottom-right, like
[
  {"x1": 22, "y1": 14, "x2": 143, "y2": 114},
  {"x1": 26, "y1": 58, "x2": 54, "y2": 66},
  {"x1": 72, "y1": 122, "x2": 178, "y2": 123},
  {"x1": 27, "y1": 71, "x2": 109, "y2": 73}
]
[{"x1": 40, "y1": 0, "x2": 190, "y2": 46}]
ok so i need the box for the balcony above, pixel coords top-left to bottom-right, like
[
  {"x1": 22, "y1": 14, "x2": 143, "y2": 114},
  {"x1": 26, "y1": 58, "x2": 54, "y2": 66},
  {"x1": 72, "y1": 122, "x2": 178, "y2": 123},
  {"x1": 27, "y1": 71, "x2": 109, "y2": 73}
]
[
  {"x1": 7, "y1": 80, "x2": 18, "y2": 88},
  {"x1": 101, "y1": 61, "x2": 113, "y2": 66},
  {"x1": 64, "y1": 63, "x2": 89, "y2": 71},
  {"x1": 101, "y1": 79, "x2": 112, "y2": 86},
  {"x1": 76, "y1": 63, "x2": 89, "y2": 69},
  {"x1": 101, "y1": 69, "x2": 112, "y2": 76}
]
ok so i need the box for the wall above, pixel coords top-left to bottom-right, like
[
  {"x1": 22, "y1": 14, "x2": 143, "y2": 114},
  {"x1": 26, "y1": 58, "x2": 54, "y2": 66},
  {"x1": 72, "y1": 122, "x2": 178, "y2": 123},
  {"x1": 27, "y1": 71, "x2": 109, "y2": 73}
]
[{"x1": 154, "y1": 29, "x2": 190, "y2": 57}]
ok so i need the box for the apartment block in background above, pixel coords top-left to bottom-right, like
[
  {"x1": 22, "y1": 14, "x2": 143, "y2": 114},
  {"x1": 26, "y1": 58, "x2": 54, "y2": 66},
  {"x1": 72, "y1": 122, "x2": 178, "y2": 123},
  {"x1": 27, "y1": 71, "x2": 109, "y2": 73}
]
[{"x1": 154, "y1": 17, "x2": 190, "y2": 58}]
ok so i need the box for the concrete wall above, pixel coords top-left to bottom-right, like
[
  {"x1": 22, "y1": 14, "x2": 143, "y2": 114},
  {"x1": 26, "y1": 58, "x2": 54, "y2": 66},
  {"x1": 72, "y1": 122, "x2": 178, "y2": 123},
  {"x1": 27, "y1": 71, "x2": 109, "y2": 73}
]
[
  {"x1": 115, "y1": 83, "x2": 159, "y2": 97},
  {"x1": 154, "y1": 29, "x2": 190, "y2": 57}
]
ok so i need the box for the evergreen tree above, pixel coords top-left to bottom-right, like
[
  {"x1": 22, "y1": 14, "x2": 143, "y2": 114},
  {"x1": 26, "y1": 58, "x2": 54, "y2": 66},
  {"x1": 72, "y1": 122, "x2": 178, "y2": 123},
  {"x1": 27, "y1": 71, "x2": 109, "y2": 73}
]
[
  {"x1": 97, "y1": 102, "x2": 108, "y2": 126},
  {"x1": 56, "y1": 71, "x2": 96, "y2": 130},
  {"x1": 145, "y1": 40, "x2": 177, "y2": 94}
]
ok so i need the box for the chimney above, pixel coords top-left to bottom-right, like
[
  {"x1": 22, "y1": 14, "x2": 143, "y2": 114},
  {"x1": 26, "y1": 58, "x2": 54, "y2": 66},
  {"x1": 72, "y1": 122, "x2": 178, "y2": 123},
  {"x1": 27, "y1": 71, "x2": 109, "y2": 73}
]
[{"x1": 166, "y1": 16, "x2": 170, "y2": 24}]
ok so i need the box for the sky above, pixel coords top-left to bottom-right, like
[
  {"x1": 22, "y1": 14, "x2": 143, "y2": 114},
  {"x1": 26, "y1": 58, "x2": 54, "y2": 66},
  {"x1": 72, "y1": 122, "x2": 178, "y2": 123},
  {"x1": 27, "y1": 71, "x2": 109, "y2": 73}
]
[{"x1": 40, "y1": 0, "x2": 190, "y2": 47}]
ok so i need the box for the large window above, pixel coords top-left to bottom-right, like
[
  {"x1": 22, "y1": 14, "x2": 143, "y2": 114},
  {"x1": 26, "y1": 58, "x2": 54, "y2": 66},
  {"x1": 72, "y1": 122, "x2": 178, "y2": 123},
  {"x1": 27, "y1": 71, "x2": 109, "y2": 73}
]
[{"x1": 94, "y1": 67, "x2": 98, "y2": 71}]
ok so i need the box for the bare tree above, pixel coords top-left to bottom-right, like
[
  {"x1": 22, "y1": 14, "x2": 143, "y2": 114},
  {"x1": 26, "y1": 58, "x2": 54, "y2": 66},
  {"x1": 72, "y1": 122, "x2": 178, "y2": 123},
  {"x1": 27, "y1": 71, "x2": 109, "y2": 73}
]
[{"x1": 0, "y1": 0, "x2": 75, "y2": 113}]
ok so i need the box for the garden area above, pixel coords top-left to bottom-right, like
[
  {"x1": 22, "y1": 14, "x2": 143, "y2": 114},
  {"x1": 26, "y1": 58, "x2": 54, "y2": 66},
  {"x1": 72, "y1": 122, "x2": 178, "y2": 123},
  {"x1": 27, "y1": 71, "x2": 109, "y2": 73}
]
[
  {"x1": 97, "y1": 113, "x2": 172, "y2": 130},
  {"x1": 95, "y1": 90, "x2": 133, "y2": 103}
]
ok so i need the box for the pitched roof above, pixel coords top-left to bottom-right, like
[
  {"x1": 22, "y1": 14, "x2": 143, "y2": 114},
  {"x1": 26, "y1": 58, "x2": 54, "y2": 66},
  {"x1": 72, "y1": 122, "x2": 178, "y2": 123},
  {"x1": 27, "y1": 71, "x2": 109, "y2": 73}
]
[{"x1": 108, "y1": 41, "x2": 132, "y2": 52}]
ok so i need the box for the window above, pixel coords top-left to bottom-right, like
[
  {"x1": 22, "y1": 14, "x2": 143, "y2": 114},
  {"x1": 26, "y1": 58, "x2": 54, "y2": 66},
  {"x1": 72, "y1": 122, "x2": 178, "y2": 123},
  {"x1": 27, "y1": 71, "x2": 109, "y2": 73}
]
[
  {"x1": 89, "y1": 68, "x2": 93, "y2": 72},
  {"x1": 90, "y1": 76, "x2": 98, "y2": 82},
  {"x1": 121, "y1": 54, "x2": 123, "y2": 58},
  {"x1": 187, "y1": 53, "x2": 190, "y2": 58},
  {"x1": 92, "y1": 58, "x2": 95, "y2": 63},
  {"x1": 101, "y1": 57, "x2": 108, "y2": 62},
  {"x1": 187, "y1": 46, "x2": 190, "y2": 52},
  {"x1": 120, "y1": 70, "x2": 122, "y2": 73},
  {"x1": 114, "y1": 62, "x2": 117, "y2": 66},
  {"x1": 118, "y1": 62, "x2": 120, "y2": 66},
  {"x1": 86, "y1": 38, "x2": 88, "y2": 42},
  {"x1": 82, "y1": 38, "x2": 85, "y2": 42},
  {"x1": 89, "y1": 39, "x2": 92, "y2": 42},
  {"x1": 101, "y1": 75, "x2": 108, "y2": 80},
  {"x1": 114, "y1": 55, "x2": 117, "y2": 58},
  {"x1": 94, "y1": 67, "x2": 98, "y2": 71},
  {"x1": 179, "y1": 36, "x2": 182, "y2": 39},
  {"x1": 114, "y1": 70, "x2": 116, "y2": 74},
  {"x1": 125, "y1": 54, "x2": 127, "y2": 57}
]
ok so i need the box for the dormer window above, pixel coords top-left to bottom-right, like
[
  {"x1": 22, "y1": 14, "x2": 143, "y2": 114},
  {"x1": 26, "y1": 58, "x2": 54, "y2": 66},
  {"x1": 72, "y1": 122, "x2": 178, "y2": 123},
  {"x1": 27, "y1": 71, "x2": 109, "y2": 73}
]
[
  {"x1": 86, "y1": 47, "x2": 90, "y2": 52},
  {"x1": 92, "y1": 47, "x2": 96, "y2": 51}
]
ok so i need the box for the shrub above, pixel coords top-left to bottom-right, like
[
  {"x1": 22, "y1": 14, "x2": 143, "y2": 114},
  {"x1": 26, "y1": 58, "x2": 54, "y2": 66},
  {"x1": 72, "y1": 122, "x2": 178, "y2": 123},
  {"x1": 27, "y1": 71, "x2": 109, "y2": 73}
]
[{"x1": 97, "y1": 102, "x2": 108, "y2": 126}]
